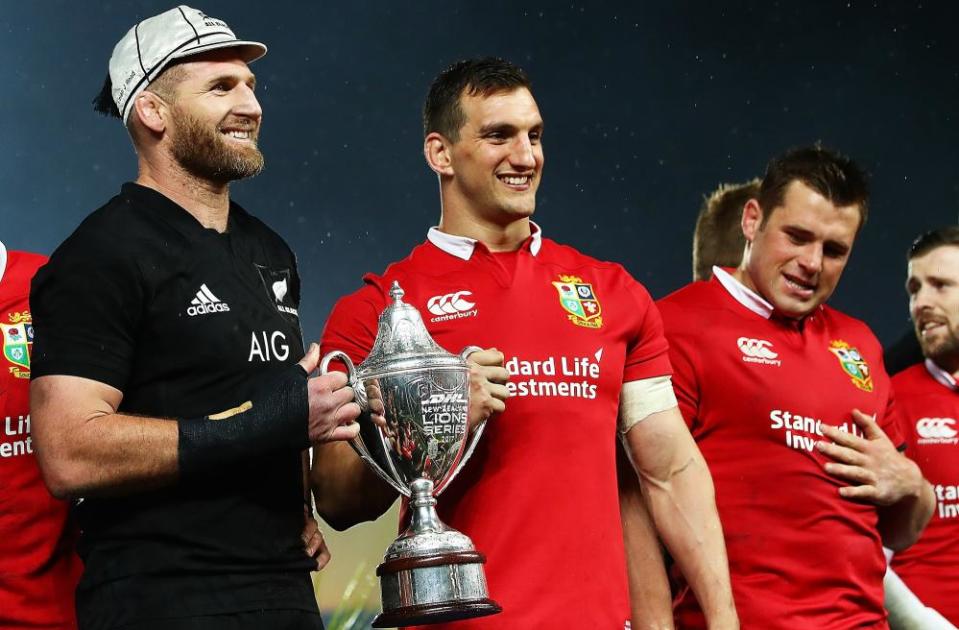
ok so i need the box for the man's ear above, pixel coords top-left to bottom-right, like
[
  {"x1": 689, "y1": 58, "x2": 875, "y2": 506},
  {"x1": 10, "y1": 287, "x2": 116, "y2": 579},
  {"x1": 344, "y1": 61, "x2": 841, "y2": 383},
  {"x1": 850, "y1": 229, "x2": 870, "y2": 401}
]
[
  {"x1": 424, "y1": 132, "x2": 455, "y2": 177},
  {"x1": 742, "y1": 198, "x2": 764, "y2": 243},
  {"x1": 131, "y1": 91, "x2": 168, "y2": 134}
]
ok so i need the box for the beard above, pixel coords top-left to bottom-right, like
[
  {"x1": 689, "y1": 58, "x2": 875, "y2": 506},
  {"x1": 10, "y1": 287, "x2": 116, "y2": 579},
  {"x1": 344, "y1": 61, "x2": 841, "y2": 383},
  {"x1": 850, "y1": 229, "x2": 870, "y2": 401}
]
[
  {"x1": 917, "y1": 323, "x2": 959, "y2": 367},
  {"x1": 169, "y1": 105, "x2": 264, "y2": 183}
]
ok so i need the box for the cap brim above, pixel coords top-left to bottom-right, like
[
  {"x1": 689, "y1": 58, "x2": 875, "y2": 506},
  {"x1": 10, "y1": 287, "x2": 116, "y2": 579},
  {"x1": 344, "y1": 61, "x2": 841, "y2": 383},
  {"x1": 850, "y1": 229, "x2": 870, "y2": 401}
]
[{"x1": 170, "y1": 39, "x2": 267, "y2": 65}]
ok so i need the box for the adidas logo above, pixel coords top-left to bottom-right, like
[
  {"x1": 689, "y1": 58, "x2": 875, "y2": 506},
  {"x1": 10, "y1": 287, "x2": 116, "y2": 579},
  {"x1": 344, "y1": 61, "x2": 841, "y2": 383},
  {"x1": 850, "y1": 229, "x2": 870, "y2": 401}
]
[{"x1": 187, "y1": 284, "x2": 231, "y2": 317}]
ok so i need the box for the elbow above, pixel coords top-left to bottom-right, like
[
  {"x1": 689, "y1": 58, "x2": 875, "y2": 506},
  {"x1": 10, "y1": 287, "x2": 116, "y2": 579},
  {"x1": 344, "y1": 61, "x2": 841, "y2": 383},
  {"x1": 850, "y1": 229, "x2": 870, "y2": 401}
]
[
  {"x1": 33, "y1": 427, "x2": 87, "y2": 500},
  {"x1": 313, "y1": 495, "x2": 379, "y2": 531},
  {"x1": 36, "y1": 454, "x2": 85, "y2": 500}
]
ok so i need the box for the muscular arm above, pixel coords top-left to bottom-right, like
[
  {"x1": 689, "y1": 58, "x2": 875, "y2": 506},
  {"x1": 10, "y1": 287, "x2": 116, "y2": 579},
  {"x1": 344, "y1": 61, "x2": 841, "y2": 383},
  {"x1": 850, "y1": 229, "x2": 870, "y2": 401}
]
[
  {"x1": 30, "y1": 374, "x2": 179, "y2": 499},
  {"x1": 617, "y1": 441, "x2": 674, "y2": 630},
  {"x1": 621, "y1": 384, "x2": 737, "y2": 629},
  {"x1": 32, "y1": 346, "x2": 359, "y2": 500}
]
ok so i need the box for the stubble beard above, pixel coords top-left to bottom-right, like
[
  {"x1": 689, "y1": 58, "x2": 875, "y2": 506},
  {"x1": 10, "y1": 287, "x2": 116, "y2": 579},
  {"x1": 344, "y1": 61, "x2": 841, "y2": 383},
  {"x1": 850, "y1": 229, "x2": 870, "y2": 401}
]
[
  {"x1": 170, "y1": 106, "x2": 264, "y2": 183},
  {"x1": 919, "y1": 325, "x2": 959, "y2": 369}
]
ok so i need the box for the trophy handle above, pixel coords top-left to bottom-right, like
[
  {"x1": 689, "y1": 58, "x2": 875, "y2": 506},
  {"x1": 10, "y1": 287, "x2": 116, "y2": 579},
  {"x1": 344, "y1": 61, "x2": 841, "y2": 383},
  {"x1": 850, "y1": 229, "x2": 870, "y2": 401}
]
[
  {"x1": 435, "y1": 346, "x2": 490, "y2": 496},
  {"x1": 318, "y1": 350, "x2": 408, "y2": 497}
]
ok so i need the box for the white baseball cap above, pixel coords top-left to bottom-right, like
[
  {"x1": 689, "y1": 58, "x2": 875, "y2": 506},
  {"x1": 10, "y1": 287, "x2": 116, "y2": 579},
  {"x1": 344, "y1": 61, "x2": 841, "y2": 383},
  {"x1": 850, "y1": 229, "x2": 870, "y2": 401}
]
[{"x1": 109, "y1": 5, "x2": 267, "y2": 123}]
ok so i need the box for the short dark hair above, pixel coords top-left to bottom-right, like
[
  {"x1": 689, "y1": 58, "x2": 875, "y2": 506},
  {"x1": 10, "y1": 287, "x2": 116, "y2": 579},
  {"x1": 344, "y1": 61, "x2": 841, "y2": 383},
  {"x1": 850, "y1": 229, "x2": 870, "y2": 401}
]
[
  {"x1": 92, "y1": 74, "x2": 121, "y2": 118},
  {"x1": 908, "y1": 226, "x2": 959, "y2": 260},
  {"x1": 423, "y1": 57, "x2": 532, "y2": 141},
  {"x1": 692, "y1": 179, "x2": 761, "y2": 281},
  {"x1": 758, "y1": 145, "x2": 870, "y2": 229}
]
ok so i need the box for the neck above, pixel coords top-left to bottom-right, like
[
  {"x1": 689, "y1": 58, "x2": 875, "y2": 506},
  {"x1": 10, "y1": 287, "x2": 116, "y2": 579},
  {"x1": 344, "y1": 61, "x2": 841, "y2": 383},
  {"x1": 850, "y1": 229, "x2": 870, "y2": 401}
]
[
  {"x1": 136, "y1": 154, "x2": 231, "y2": 232},
  {"x1": 438, "y1": 201, "x2": 531, "y2": 253}
]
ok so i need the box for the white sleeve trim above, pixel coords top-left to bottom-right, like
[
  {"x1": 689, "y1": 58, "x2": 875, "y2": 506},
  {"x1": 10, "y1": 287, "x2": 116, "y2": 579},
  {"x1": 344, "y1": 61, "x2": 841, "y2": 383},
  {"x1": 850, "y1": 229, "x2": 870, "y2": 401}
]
[{"x1": 618, "y1": 376, "x2": 678, "y2": 435}]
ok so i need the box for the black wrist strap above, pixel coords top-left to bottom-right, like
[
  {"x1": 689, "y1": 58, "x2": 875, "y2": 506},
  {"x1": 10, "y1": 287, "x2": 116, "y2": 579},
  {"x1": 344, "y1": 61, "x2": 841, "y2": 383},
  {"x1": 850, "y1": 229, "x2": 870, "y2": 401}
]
[{"x1": 178, "y1": 364, "x2": 310, "y2": 479}]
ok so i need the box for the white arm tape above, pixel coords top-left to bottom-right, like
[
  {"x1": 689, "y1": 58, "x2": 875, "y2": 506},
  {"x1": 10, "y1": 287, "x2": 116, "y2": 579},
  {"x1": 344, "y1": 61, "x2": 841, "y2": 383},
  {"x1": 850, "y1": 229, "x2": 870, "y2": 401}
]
[
  {"x1": 884, "y1": 566, "x2": 957, "y2": 630},
  {"x1": 618, "y1": 376, "x2": 678, "y2": 435}
]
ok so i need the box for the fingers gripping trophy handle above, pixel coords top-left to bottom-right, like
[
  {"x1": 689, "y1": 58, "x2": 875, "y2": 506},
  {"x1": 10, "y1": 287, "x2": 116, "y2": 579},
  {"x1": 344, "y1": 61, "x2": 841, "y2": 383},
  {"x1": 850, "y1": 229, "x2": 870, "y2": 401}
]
[
  {"x1": 318, "y1": 351, "x2": 368, "y2": 409},
  {"x1": 319, "y1": 351, "x2": 408, "y2": 497},
  {"x1": 438, "y1": 346, "x2": 490, "y2": 496}
]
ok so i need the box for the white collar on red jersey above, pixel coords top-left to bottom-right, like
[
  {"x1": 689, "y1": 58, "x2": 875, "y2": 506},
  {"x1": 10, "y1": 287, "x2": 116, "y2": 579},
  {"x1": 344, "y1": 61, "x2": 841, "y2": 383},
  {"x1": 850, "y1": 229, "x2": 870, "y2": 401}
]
[
  {"x1": 925, "y1": 358, "x2": 959, "y2": 391},
  {"x1": 713, "y1": 266, "x2": 775, "y2": 319},
  {"x1": 427, "y1": 222, "x2": 543, "y2": 261},
  {"x1": 0, "y1": 240, "x2": 7, "y2": 285}
]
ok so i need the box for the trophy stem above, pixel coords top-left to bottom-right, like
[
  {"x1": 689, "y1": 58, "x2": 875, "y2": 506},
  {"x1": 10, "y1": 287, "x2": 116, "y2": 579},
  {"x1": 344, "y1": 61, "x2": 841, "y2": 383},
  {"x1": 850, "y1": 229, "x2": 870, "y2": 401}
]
[{"x1": 408, "y1": 479, "x2": 445, "y2": 536}]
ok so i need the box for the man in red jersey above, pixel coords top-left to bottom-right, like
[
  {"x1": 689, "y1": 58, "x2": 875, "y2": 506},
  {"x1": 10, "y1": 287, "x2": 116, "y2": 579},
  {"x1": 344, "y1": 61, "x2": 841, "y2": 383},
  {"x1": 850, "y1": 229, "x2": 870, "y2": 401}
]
[
  {"x1": 658, "y1": 146, "x2": 935, "y2": 629},
  {"x1": 311, "y1": 58, "x2": 738, "y2": 629},
  {"x1": 0, "y1": 240, "x2": 82, "y2": 629},
  {"x1": 884, "y1": 227, "x2": 959, "y2": 627}
]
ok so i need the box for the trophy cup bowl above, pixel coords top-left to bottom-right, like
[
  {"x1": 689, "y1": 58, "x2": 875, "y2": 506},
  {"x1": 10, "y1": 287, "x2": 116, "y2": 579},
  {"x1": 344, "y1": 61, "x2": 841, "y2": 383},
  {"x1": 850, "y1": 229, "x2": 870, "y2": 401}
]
[{"x1": 320, "y1": 281, "x2": 501, "y2": 628}]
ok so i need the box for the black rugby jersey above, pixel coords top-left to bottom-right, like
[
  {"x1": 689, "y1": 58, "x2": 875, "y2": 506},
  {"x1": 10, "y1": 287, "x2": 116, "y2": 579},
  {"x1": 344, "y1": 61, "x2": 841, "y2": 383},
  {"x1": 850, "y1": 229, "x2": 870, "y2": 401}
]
[{"x1": 31, "y1": 183, "x2": 317, "y2": 627}]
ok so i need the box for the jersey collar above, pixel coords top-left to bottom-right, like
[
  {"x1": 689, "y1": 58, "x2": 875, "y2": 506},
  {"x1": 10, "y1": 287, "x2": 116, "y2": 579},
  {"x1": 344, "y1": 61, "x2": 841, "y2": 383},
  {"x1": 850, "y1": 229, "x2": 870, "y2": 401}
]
[
  {"x1": 713, "y1": 266, "x2": 775, "y2": 319},
  {"x1": 427, "y1": 221, "x2": 543, "y2": 261},
  {"x1": 925, "y1": 358, "x2": 959, "y2": 391},
  {"x1": 0, "y1": 240, "x2": 7, "y2": 285}
]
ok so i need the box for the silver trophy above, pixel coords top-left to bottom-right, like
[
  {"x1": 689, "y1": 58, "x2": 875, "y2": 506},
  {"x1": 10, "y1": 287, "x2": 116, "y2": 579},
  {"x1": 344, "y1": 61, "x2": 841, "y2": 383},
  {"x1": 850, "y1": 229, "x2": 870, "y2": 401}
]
[{"x1": 320, "y1": 281, "x2": 501, "y2": 628}]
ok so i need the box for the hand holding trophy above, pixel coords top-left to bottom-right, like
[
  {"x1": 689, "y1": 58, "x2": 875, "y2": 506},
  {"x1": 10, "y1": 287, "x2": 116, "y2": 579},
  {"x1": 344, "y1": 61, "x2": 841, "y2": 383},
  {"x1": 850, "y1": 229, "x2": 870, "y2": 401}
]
[{"x1": 320, "y1": 281, "x2": 501, "y2": 628}]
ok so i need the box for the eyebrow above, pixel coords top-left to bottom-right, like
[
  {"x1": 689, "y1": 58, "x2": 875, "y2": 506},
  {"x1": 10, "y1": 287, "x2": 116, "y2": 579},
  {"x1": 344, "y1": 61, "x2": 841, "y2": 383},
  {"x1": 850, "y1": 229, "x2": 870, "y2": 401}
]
[
  {"x1": 782, "y1": 224, "x2": 851, "y2": 254},
  {"x1": 477, "y1": 121, "x2": 544, "y2": 135},
  {"x1": 206, "y1": 73, "x2": 257, "y2": 89}
]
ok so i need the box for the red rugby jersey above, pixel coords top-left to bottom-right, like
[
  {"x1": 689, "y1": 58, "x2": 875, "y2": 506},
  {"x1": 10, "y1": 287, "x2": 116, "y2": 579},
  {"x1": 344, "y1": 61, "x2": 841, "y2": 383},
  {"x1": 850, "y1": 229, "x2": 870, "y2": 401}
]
[
  {"x1": 1, "y1": 245, "x2": 81, "y2": 629},
  {"x1": 658, "y1": 268, "x2": 900, "y2": 630},
  {"x1": 321, "y1": 225, "x2": 671, "y2": 630},
  {"x1": 889, "y1": 360, "x2": 959, "y2": 624}
]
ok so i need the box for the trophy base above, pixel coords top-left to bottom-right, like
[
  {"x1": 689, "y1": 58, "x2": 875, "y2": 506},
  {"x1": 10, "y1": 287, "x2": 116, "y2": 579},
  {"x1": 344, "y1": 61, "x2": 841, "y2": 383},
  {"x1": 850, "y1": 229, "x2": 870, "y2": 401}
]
[
  {"x1": 374, "y1": 550, "x2": 501, "y2": 628},
  {"x1": 371, "y1": 599, "x2": 502, "y2": 628}
]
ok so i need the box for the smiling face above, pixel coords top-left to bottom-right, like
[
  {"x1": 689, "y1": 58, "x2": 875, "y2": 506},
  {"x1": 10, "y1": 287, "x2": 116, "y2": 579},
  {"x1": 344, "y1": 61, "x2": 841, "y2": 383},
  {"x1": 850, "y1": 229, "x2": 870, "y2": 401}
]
[
  {"x1": 444, "y1": 87, "x2": 544, "y2": 225},
  {"x1": 160, "y1": 50, "x2": 264, "y2": 182},
  {"x1": 907, "y1": 245, "x2": 959, "y2": 372},
  {"x1": 736, "y1": 180, "x2": 862, "y2": 319}
]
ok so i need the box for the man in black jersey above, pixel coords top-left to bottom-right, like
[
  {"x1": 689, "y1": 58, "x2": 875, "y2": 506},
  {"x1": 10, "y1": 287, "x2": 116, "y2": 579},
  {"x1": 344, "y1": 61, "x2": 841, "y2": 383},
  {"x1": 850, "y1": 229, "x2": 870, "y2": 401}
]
[{"x1": 29, "y1": 7, "x2": 358, "y2": 630}]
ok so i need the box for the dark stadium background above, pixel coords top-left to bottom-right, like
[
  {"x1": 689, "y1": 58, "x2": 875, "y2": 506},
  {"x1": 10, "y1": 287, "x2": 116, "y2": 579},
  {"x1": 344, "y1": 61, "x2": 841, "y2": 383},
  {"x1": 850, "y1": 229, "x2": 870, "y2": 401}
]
[{"x1": 2, "y1": 0, "x2": 957, "y2": 623}]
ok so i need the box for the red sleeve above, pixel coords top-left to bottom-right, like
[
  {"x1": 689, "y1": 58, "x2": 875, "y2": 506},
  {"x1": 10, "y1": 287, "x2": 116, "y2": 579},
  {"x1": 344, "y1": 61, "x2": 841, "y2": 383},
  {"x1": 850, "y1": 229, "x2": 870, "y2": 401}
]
[
  {"x1": 880, "y1": 378, "x2": 906, "y2": 451},
  {"x1": 319, "y1": 277, "x2": 385, "y2": 371},
  {"x1": 622, "y1": 276, "x2": 672, "y2": 383}
]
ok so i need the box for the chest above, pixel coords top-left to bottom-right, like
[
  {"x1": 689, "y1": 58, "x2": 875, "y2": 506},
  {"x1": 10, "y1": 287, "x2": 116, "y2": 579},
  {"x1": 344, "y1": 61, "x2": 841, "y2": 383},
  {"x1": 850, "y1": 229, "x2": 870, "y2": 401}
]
[
  {"x1": 696, "y1": 318, "x2": 887, "y2": 451},
  {"x1": 900, "y1": 391, "x2": 959, "y2": 483},
  {"x1": 127, "y1": 239, "x2": 303, "y2": 408},
  {"x1": 392, "y1": 266, "x2": 633, "y2": 423}
]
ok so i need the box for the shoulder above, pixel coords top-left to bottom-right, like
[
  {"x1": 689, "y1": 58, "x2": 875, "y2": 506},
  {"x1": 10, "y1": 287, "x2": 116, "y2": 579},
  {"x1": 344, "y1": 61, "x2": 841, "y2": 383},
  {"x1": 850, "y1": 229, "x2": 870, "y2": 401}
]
[
  {"x1": 230, "y1": 203, "x2": 296, "y2": 261},
  {"x1": 819, "y1": 305, "x2": 882, "y2": 349},
  {"x1": 656, "y1": 280, "x2": 723, "y2": 325},
  {"x1": 536, "y1": 238, "x2": 629, "y2": 277},
  {"x1": 891, "y1": 362, "x2": 933, "y2": 391}
]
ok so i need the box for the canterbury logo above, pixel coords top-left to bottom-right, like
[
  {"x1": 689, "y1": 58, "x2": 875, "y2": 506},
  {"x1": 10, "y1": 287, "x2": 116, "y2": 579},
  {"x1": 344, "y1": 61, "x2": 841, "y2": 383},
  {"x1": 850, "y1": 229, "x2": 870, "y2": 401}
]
[
  {"x1": 917, "y1": 417, "x2": 958, "y2": 440},
  {"x1": 187, "y1": 284, "x2": 231, "y2": 317},
  {"x1": 427, "y1": 291, "x2": 475, "y2": 316},
  {"x1": 737, "y1": 337, "x2": 778, "y2": 359}
]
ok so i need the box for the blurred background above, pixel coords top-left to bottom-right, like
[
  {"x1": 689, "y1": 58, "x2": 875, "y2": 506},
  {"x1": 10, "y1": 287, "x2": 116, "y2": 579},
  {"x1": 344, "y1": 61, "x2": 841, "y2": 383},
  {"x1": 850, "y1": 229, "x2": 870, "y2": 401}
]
[{"x1": 3, "y1": 1, "x2": 957, "y2": 626}]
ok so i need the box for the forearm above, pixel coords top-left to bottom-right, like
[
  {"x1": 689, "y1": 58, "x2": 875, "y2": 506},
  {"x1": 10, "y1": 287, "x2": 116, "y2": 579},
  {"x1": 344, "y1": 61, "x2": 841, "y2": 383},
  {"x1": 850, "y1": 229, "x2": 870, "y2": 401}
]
[
  {"x1": 639, "y1": 452, "x2": 736, "y2": 627},
  {"x1": 621, "y1": 401, "x2": 737, "y2": 629},
  {"x1": 879, "y1": 476, "x2": 935, "y2": 551},
  {"x1": 35, "y1": 408, "x2": 179, "y2": 499},
  {"x1": 618, "y1": 444, "x2": 675, "y2": 630},
  {"x1": 310, "y1": 441, "x2": 398, "y2": 530}
]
